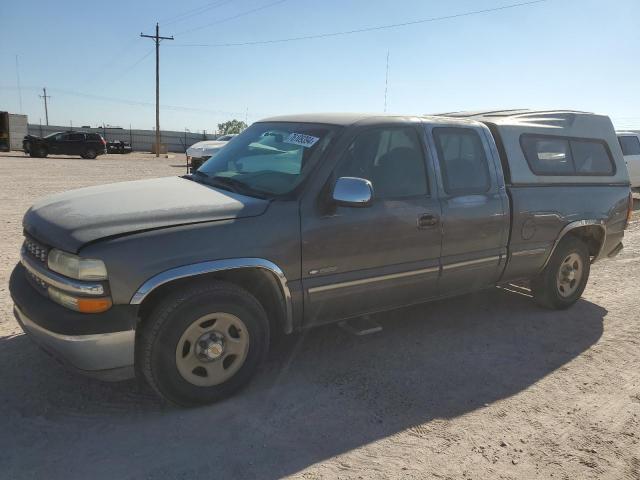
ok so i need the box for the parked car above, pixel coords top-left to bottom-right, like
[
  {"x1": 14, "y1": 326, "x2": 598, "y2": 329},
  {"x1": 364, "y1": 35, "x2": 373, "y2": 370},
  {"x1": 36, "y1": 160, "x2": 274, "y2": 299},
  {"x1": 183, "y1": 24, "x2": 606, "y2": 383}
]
[
  {"x1": 106, "y1": 140, "x2": 133, "y2": 154},
  {"x1": 186, "y1": 135, "x2": 235, "y2": 171},
  {"x1": 10, "y1": 110, "x2": 633, "y2": 406},
  {"x1": 24, "y1": 131, "x2": 107, "y2": 159},
  {"x1": 617, "y1": 131, "x2": 640, "y2": 188}
]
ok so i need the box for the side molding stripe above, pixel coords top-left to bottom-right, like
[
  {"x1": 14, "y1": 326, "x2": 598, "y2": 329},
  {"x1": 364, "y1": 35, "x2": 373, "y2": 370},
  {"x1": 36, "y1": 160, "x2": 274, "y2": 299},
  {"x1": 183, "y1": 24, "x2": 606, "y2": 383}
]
[{"x1": 129, "y1": 258, "x2": 294, "y2": 334}]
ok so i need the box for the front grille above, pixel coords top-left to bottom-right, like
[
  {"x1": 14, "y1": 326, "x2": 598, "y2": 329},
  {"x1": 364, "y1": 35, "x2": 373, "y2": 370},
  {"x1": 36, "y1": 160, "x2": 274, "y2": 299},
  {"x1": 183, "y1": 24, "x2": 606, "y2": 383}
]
[{"x1": 23, "y1": 235, "x2": 50, "y2": 264}]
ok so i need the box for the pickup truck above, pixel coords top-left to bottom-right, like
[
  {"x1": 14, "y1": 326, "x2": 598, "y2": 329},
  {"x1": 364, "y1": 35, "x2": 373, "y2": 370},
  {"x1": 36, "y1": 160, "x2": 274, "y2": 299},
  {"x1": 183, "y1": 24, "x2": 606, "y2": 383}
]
[{"x1": 9, "y1": 110, "x2": 633, "y2": 406}]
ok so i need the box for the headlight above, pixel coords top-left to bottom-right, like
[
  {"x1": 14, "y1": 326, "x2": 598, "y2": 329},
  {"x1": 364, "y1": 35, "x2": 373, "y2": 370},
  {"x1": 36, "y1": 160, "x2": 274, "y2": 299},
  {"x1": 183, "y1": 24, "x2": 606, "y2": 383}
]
[{"x1": 48, "y1": 249, "x2": 108, "y2": 280}]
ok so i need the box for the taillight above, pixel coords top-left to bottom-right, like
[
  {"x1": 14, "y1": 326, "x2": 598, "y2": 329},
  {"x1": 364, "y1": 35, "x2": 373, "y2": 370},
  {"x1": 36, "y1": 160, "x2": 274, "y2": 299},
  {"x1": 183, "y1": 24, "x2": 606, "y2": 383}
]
[
  {"x1": 100, "y1": 136, "x2": 106, "y2": 145},
  {"x1": 625, "y1": 191, "x2": 634, "y2": 229}
]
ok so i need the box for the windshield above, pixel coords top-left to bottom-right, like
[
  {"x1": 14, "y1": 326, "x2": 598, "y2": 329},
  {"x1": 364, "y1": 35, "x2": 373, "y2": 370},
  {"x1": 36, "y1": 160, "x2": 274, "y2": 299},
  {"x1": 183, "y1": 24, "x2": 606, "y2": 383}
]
[
  {"x1": 197, "y1": 122, "x2": 337, "y2": 195},
  {"x1": 44, "y1": 132, "x2": 63, "y2": 139}
]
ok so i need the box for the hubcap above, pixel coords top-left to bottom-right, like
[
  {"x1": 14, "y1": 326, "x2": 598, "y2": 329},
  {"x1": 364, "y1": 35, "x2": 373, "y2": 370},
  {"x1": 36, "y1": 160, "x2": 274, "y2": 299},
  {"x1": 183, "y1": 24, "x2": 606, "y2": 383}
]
[
  {"x1": 556, "y1": 252, "x2": 583, "y2": 298},
  {"x1": 175, "y1": 312, "x2": 250, "y2": 387}
]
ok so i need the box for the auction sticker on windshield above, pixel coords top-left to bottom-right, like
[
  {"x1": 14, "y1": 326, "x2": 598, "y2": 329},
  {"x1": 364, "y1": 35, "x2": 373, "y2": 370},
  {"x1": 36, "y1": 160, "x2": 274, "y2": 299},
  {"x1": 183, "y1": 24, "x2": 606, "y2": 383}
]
[{"x1": 285, "y1": 133, "x2": 320, "y2": 148}]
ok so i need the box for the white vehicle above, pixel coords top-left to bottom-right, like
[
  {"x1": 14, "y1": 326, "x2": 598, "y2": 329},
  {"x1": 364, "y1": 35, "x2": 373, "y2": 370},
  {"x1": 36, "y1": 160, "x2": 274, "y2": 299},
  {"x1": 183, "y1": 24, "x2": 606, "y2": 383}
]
[
  {"x1": 187, "y1": 134, "x2": 236, "y2": 165},
  {"x1": 617, "y1": 131, "x2": 640, "y2": 188}
]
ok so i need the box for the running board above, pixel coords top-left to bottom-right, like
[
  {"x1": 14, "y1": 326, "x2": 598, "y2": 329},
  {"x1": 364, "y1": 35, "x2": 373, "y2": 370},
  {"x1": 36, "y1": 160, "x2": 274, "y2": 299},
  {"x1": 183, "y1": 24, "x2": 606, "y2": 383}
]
[{"x1": 338, "y1": 315, "x2": 382, "y2": 336}]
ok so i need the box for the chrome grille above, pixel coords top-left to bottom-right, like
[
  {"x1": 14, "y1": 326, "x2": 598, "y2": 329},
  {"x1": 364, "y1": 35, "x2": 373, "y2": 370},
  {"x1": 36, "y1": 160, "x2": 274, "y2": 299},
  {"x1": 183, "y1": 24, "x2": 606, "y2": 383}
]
[{"x1": 23, "y1": 235, "x2": 49, "y2": 264}]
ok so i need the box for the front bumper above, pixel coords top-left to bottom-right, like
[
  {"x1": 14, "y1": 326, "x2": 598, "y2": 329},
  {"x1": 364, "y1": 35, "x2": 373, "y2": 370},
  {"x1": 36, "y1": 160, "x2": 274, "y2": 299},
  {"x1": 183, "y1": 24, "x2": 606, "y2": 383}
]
[{"x1": 9, "y1": 263, "x2": 137, "y2": 381}]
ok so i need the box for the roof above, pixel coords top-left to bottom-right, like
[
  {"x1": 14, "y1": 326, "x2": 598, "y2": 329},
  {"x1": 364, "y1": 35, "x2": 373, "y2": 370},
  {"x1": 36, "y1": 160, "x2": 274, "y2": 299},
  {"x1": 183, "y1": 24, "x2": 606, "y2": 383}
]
[
  {"x1": 258, "y1": 112, "x2": 420, "y2": 127},
  {"x1": 434, "y1": 109, "x2": 604, "y2": 129}
]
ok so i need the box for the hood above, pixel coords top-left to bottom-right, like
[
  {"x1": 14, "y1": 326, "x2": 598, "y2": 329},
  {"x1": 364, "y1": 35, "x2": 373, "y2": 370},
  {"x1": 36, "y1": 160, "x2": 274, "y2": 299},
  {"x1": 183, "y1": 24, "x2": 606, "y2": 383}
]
[
  {"x1": 186, "y1": 140, "x2": 228, "y2": 157},
  {"x1": 23, "y1": 176, "x2": 269, "y2": 252}
]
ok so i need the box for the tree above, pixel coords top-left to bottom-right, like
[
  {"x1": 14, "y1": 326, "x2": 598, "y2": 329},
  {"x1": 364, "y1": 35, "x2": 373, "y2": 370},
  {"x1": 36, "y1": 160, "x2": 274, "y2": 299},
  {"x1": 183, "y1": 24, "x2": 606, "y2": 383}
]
[{"x1": 217, "y1": 119, "x2": 247, "y2": 135}]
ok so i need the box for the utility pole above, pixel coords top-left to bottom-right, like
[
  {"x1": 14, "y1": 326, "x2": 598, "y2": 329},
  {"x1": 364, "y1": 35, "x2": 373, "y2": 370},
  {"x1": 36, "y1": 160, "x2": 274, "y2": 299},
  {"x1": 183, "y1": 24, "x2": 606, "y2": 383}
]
[
  {"x1": 15, "y1": 55, "x2": 23, "y2": 114},
  {"x1": 39, "y1": 88, "x2": 50, "y2": 126},
  {"x1": 141, "y1": 23, "x2": 173, "y2": 157}
]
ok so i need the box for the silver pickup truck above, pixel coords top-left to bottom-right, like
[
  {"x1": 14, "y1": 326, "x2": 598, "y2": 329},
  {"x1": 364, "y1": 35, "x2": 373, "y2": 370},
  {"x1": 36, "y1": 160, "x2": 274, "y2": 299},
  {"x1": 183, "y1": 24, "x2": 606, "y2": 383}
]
[{"x1": 10, "y1": 109, "x2": 633, "y2": 406}]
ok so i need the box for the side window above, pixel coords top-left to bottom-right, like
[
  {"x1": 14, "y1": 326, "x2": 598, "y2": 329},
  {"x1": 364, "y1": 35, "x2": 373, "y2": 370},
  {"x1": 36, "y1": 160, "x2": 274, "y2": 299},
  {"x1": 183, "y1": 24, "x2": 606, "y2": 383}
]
[
  {"x1": 521, "y1": 136, "x2": 573, "y2": 175},
  {"x1": 572, "y1": 140, "x2": 614, "y2": 175},
  {"x1": 68, "y1": 133, "x2": 85, "y2": 142},
  {"x1": 54, "y1": 133, "x2": 67, "y2": 141},
  {"x1": 335, "y1": 127, "x2": 428, "y2": 198},
  {"x1": 432, "y1": 127, "x2": 491, "y2": 195},
  {"x1": 521, "y1": 135, "x2": 615, "y2": 176},
  {"x1": 619, "y1": 136, "x2": 640, "y2": 156}
]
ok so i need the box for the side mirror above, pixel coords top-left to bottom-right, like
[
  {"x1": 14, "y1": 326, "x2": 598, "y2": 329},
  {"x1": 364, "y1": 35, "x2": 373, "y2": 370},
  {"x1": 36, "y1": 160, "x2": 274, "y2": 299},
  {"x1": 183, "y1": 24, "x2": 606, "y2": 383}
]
[{"x1": 332, "y1": 177, "x2": 373, "y2": 207}]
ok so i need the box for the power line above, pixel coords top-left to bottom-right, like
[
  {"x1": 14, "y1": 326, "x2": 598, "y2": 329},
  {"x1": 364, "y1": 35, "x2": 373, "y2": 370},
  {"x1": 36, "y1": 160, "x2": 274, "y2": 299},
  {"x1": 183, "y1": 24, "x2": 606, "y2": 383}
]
[
  {"x1": 175, "y1": 0, "x2": 289, "y2": 36},
  {"x1": 172, "y1": 0, "x2": 550, "y2": 48},
  {"x1": 161, "y1": 0, "x2": 237, "y2": 27}
]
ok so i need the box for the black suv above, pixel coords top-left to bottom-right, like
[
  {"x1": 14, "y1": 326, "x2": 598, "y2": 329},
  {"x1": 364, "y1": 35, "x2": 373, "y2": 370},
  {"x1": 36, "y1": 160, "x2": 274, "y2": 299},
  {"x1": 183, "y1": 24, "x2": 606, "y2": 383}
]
[{"x1": 24, "y1": 131, "x2": 107, "y2": 159}]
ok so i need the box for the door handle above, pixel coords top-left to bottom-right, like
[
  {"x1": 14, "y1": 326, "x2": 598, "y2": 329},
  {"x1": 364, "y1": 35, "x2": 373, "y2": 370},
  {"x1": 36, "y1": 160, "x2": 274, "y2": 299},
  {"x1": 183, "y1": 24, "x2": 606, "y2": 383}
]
[{"x1": 417, "y1": 213, "x2": 439, "y2": 228}]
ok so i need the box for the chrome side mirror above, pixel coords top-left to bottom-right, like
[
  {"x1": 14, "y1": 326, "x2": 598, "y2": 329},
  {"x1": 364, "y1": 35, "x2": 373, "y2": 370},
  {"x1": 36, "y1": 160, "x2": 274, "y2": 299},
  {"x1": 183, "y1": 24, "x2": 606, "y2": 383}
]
[{"x1": 332, "y1": 177, "x2": 373, "y2": 207}]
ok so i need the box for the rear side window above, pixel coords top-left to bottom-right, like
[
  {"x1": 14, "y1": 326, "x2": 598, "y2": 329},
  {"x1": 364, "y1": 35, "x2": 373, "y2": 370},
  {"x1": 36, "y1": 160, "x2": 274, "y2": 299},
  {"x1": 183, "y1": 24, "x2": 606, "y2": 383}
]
[
  {"x1": 619, "y1": 136, "x2": 640, "y2": 155},
  {"x1": 68, "y1": 133, "x2": 85, "y2": 141},
  {"x1": 521, "y1": 135, "x2": 614, "y2": 176},
  {"x1": 433, "y1": 127, "x2": 491, "y2": 195}
]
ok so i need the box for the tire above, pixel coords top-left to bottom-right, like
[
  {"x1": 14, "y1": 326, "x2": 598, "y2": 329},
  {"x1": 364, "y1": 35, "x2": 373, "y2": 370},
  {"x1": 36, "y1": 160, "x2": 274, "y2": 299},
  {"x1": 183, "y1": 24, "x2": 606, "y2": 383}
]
[
  {"x1": 138, "y1": 281, "x2": 270, "y2": 407},
  {"x1": 84, "y1": 148, "x2": 97, "y2": 159},
  {"x1": 531, "y1": 235, "x2": 591, "y2": 309},
  {"x1": 30, "y1": 145, "x2": 47, "y2": 158}
]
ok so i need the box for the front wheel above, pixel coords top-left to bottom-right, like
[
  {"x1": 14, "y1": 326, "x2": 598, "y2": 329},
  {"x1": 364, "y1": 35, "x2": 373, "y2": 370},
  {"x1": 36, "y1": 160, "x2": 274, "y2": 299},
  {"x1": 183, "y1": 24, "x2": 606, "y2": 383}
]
[
  {"x1": 531, "y1": 236, "x2": 591, "y2": 309},
  {"x1": 138, "y1": 281, "x2": 270, "y2": 406},
  {"x1": 30, "y1": 145, "x2": 47, "y2": 158}
]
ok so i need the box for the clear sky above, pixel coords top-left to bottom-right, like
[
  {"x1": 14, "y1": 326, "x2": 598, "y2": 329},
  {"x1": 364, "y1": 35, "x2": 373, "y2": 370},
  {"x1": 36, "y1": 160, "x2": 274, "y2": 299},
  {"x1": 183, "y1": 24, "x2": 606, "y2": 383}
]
[{"x1": 1, "y1": 0, "x2": 639, "y2": 132}]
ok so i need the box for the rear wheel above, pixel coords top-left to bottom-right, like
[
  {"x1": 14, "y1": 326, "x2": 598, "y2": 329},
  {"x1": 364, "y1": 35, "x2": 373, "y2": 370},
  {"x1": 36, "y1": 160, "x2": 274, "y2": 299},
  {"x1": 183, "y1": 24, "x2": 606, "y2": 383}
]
[
  {"x1": 84, "y1": 148, "x2": 97, "y2": 159},
  {"x1": 138, "y1": 281, "x2": 270, "y2": 406},
  {"x1": 531, "y1": 236, "x2": 590, "y2": 309}
]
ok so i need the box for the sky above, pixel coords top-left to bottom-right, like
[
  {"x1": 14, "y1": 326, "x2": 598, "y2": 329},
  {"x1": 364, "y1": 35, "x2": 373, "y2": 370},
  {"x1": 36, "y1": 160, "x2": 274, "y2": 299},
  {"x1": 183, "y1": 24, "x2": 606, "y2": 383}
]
[{"x1": 1, "y1": 0, "x2": 639, "y2": 132}]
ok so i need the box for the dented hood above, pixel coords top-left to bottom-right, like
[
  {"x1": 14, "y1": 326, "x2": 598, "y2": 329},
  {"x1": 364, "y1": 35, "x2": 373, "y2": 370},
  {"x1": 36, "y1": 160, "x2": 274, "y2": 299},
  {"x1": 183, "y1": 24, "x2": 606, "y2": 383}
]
[{"x1": 23, "y1": 176, "x2": 269, "y2": 252}]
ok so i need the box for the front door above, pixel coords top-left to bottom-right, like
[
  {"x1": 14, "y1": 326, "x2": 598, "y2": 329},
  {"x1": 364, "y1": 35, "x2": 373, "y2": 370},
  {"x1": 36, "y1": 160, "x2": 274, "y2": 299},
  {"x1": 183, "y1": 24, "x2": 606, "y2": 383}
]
[
  {"x1": 427, "y1": 125, "x2": 509, "y2": 294},
  {"x1": 300, "y1": 123, "x2": 442, "y2": 326}
]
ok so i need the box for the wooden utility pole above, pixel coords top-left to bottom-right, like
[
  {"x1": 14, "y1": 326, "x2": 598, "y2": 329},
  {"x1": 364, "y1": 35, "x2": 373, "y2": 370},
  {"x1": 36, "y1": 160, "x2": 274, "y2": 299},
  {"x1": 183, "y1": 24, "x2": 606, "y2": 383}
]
[
  {"x1": 141, "y1": 23, "x2": 173, "y2": 157},
  {"x1": 39, "y1": 88, "x2": 50, "y2": 126}
]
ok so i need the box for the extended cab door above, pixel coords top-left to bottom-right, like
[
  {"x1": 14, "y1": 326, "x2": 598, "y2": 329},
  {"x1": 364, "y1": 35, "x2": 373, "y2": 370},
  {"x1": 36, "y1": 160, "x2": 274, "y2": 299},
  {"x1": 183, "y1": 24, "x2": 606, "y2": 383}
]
[
  {"x1": 300, "y1": 122, "x2": 442, "y2": 326},
  {"x1": 426, "y1": 123, "x2": 510, "y2": 294}
]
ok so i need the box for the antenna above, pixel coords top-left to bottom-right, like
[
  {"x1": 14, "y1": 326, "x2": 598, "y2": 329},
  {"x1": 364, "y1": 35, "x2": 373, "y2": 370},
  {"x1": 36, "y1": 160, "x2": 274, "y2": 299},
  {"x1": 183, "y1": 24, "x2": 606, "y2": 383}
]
[{"x1": 384, "y1": 50, "x2": 390, "y2": 113}]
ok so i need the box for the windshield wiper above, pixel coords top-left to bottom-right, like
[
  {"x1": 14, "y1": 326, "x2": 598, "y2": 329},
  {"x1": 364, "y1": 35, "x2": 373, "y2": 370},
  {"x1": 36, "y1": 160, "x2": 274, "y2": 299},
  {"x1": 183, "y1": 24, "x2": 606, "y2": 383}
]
[{"x1": 210, "y1": 176, "x2": 269, "y2": 199}]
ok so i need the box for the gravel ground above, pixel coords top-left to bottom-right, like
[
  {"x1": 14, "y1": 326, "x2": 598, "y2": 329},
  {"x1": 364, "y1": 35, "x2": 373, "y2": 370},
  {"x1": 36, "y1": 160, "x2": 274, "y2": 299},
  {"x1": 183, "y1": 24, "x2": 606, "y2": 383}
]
[{"x1": 0, "y1": 151, "x2": 639, "y2": 480}]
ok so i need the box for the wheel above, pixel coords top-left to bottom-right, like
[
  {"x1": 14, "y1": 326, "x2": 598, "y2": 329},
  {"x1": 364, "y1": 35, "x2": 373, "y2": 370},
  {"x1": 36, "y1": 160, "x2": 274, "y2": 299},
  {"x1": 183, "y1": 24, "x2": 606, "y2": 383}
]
[
  {"x1": 84, "y1": 148, "x2": 97, "y2": 159},
  {"x1": 138, "y1": 281, "x2": 270, "y2": 406},
  {"x1": 30, "y1": 145, "x2": 47, "y2": 158},
  {"x1": 531, "y1": 236, "x2": 591, "y2": 309}
]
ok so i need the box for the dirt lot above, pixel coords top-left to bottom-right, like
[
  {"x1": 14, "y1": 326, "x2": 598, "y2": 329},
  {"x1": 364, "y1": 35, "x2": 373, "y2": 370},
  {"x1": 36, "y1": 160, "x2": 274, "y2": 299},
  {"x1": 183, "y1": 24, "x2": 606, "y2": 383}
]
[{"x1": 0, "y1": 151, "x2": 638, "y2": 480}]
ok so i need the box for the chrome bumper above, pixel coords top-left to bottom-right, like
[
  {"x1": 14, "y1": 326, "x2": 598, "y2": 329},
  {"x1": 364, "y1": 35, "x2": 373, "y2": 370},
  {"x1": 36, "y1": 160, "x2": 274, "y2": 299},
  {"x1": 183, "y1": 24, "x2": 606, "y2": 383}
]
[{"x1": 13, "y1": 305, "x2": 135, "y2": 381}]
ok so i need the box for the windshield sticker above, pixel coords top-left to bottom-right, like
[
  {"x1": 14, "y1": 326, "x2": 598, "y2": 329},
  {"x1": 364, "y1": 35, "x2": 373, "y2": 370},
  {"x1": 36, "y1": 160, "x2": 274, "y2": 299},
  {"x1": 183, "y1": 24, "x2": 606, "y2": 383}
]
[{"x1": 284, "y1": 133, "x2": 320, "y2": 148}]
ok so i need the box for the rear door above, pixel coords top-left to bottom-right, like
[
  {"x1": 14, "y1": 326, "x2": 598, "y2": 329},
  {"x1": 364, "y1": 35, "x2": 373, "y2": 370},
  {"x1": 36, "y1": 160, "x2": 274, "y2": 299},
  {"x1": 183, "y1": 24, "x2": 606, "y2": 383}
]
[
  {"x1": 426, "y1": 124, "x2": 510, "y2": 294},
  {"x1": 618, "y1": 135, "x2": 640, "y2": 187},
  {"x1": 300, "y1": 123, "x2": 442, "y2": 326}
]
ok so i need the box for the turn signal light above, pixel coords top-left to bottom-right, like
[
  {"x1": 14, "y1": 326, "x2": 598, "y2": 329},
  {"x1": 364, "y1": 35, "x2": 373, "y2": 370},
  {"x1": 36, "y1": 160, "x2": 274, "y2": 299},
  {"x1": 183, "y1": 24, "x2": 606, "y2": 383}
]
[
  {"x1": 77, "y1": 297, "x2": 113, "y2": 313},
  {"x1": 48, "y1": 287, "x2": 112, "y2": 313}
]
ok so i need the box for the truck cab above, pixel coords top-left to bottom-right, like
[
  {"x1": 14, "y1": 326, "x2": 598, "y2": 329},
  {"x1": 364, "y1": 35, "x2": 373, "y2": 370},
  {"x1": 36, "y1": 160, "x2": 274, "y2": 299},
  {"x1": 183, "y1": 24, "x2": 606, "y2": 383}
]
[{"x1": 9, "y1": 111, "x2": 632, "y2": 406}]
